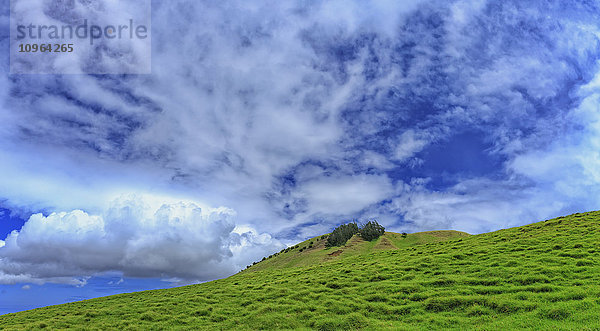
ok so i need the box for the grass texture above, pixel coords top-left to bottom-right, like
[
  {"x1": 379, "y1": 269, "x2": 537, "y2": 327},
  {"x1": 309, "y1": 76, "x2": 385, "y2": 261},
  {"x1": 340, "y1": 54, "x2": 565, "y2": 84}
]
[{"x1": 1, "y1": 212, "x2": 599, "y2": 330}]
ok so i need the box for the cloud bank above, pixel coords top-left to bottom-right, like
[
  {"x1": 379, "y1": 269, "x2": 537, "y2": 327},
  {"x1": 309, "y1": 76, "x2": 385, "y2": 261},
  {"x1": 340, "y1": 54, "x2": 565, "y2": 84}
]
[{"x1": 0, "y1": 195, "x2": 281, "y2": 285}]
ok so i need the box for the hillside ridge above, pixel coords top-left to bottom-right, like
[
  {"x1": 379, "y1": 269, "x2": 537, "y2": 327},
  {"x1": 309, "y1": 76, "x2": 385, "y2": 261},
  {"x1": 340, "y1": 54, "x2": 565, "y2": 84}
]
[
  {"x1": 1, "y1": 211, "x2": 599, "y2": 329},
  {"x1": 243, "y1": 230, "x2": 470, "y2": 272}
]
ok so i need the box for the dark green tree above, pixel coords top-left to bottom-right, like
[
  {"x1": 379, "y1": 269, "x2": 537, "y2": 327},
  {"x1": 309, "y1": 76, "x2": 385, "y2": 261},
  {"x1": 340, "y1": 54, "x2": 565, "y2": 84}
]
[
  {"x1": 359, "y1": 220, "x2": 385, "y2": 241},
  {"x1": 326, "y1": 222, "x2": 359, "y2": 247}
]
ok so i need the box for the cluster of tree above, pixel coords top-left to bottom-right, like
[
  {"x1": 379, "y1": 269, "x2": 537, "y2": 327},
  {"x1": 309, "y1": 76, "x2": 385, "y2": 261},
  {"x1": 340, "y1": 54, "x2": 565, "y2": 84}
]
[
  {"x1": 359, "y1": 221, "x2": 386, "y2": 241},
  {"x1": 326, "y1": 222, "x2": 359, "y2": 247},
  {"x1": 326, "y1": 220, "x2": 386, "y2": 247},
  {"x1": 244, "y1": 224, "x2": 388, "y2": 270}
]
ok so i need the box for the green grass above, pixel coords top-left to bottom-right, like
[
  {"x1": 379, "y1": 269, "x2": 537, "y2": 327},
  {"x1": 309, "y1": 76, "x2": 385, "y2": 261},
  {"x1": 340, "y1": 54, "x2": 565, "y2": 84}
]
[
  {"x1": 246, "y1": 230, "x2": 469, "y2": 272},
  {"x1": 1, "y1": 212, "x2": 600, "y2": 330}
]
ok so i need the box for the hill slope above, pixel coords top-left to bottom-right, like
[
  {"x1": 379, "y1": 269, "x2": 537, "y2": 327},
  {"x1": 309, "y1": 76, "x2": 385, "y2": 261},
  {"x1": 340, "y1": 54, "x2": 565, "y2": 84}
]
[
  {"x1": 1, "y1": 213, "x2": 600, "y2": 329},
  {"x1": 245, "y1": 230, "x2": 470, "y2": 272}
]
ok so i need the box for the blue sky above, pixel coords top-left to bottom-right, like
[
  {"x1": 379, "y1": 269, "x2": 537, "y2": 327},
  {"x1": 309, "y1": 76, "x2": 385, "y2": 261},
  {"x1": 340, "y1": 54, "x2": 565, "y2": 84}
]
[{"x1": 2, "y1": 0, "x2": 600, "y2": 314}]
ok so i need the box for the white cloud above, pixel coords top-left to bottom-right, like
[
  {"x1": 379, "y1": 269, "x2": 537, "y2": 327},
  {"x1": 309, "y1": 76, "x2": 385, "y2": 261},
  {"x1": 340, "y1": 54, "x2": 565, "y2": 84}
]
[
  {"x1": 359, "y1": 151, "x2": 396, "y2": 170},
  {"x1": 394, "y1": 130, "x2": 429, "y2": 161},
  {"x1": 0, "y1": 0, "x2": 423, "y2": 240},
  {"x1": 389, "y1": 179, "x2": 565, "y2": 234},
  {"x1": 299, "y1": 174, "x2": 394, "y2": 215},
  {"x1": 388, "y1": 84, "x2": 600, "y2": 234},
  {"x1": 0, "y1": 195, "x2": 282, "y2": 285}
]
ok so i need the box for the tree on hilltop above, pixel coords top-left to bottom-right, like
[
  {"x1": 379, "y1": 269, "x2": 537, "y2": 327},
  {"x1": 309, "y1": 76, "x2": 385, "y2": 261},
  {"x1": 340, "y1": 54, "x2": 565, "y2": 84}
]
[
  {"x1": 326, "y1": 222, "x2": 359, "y2": 247},
  {"x1": 359, "y1": 220, "x2": 385, "y2": 241}
]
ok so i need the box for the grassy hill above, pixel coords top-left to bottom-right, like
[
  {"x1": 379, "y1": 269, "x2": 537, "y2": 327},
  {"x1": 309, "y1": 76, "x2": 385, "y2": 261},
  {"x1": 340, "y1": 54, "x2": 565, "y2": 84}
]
[
  {"x1": 245, "y1": 230, "x2": 470, "y2": 272},
  {"x1": 1, "y1": 212, "x2": 600, "y2": 330}
]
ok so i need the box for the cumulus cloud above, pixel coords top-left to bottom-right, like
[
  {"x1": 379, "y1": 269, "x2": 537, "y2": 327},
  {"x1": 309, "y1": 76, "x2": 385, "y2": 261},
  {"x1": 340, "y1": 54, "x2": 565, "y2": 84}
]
[{"x1": 0, "y1": 195, "x2": 282, "y2": 285}]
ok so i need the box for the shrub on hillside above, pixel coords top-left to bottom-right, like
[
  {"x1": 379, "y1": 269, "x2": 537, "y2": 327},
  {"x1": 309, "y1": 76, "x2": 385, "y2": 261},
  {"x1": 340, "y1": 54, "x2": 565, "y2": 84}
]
[
  {"x1": 359, "y1": 221, "x2": 385, "y2": 241},
  {"x1": 326, "y1": 223, "x2": 359, "y2": 247}
]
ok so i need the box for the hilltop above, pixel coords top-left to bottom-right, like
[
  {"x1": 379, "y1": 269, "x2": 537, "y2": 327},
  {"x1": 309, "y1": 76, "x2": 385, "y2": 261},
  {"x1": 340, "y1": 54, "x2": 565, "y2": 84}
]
[
  {"x1": 244, "y1": 230, "x2": 470, "y2": 272},
  {"x1": 1, "y1": 212, "x2": 599, "y2": 329}
]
